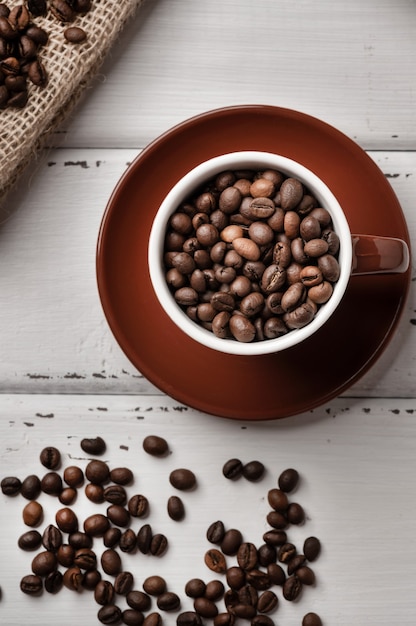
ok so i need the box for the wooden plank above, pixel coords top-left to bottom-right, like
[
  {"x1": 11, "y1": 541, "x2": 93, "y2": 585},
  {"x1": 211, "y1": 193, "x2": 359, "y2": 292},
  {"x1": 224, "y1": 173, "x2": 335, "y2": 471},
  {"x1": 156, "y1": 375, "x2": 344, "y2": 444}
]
[
  {"x1": 50, "y1": 0, "x2": 416, "y2": 150},
  {"x1": 0, "y1": 149, "x2": 414, "y2": 398},
  {"x1": 1, "y1": 394, "x2": 416, "y2": 624}
]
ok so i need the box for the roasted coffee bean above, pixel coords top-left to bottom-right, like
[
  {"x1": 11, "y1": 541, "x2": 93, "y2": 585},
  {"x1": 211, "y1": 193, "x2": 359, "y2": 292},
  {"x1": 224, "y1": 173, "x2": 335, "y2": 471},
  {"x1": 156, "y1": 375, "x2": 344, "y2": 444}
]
[
  {"x1": 122, "y1": 609, "x2": 145, "y2": 626},
  {"x1": 1, "y1": 476, "x2": 21, "y2": 495},
  {"x1": 150, "y1": 533, "x2": 168, "y2": 556},
  {"x1": 27, "y1": 0, "x2": 47, "y2": 16},
  {"x1": 97, "y1": 604, "x2": 122, "y2": 625},
  {"x1": 27, "y1": 58, "x2": 47, "y2": 86},
  {"x1": 266, "y1": 510, "x2": 287, "y2": 530},
  {"x1": 214, "y1": 613, "x2": 236, "y2": 626},
  {"x1": 107, "y1": 504, "x2": 130, "y2": 527},
  {"x1": 110, "y1": 467, "x2": 133, "y2": 485},
  {"x1": 95, "y1": 580, "x2": 115, "y2": 605},
  {"x1": 278, "y1": 542, "x2": 297, "y2": 563},
  {"x1": 177, "y1": 611, "x2": 204, "y2": 626},
  {"x1": 194, "y1": 596, "x2": 218, "y2": 618},
  {"x1": 257, "y1": 589, "x2": 278, "y2": 613},
  {"x1": 114, "y1": 571, "x2": 134, "y2": 595},
  {"x1": 267, "y1": 488, "x2": 289, "y2": 511},
  {"x1": 128, "y1": 494, "x2": 149, "y2": 517},
  {"x1": 246, "y1": 569, "x2": 271, "y2": 590},
  {"x1": 267, "y1": 563, "x2": 286, "y2": 586},
  {"x1": 169, "y1": 468, "x2": 196, "y2": 490},
  {"x1": 20, "y1": 574, "x2": 43, "y2": 595},
  {"x1": 226, "y1": 566, "x2": 246, "y2": 590},
  {"x1": 302, "y1": 612, "x2": 322, "y2": 626},
  {"x1": 120, "y1": 529, "x2": 137, "y2": 553},
  {"x1": 127, "y1": 590, "x2": 152, "y2": 612},
  {"x1": 143, "y1": 613, "x2": 162, "y2": 626},
  {"x1": 238, "y1": 583, "x2": 258, "y2": 607},
  {"x1": 287, "y1": 554, "x2": 306, "y2": 575},
  {"x1": 263, "y1": 529, "x2": 287, "y2": 546},
  {"x1": 64, "y1": 465, "x2": 84, "y2": 487},
  {"x1": 39, "y1": 446, "x2": 61, "y2": 469},
  {"x1": 282, "y1": 575, "x2": 302, "y2": 601},
  {"x1": 278, "y1": 468, "x2": 299, "y2": 492},
  {"x1": 143, "y1": 575, "x2": 166, "y2": 596},
  {"x1": 85, "y1": 460, "x2": 110, "y2": 484},
  {"x1": 286, "y1": 502, "x2": 305, "y2": 524},
  {"x1": 221, "y1": 528, "x2": 243, "y2": 555},
  {"x1": 21, "y1": 474, "x2": 41, "y2": 499},
  {"x1": 41, "y1": 471, "x2": 62, "y2": 496},
  {"x1": 74, "y1": 548, "x2": 97, "y2": 570},
  {"x1": 137, "y1": 524, "x2": 152, "y2": 554},
  {"x1": 242, "y1": 460, "x2": 265, "y2": 481},
  {"x1": 257, "y1": 543, "x2": 277, "y2": 567},
  {"x1": 45, "y1": 570, "x2": 63, "y2": 594},
  {"x1": 23, "y1": 500, "x2": 43, "y2": 526},
  {"x1": 251, "y1": 616, "x2": 275, "y2": 626},
  {"x1": 18, "y1": 530, "x2": 42, "y2": 551},
  {"x1": 185, "y1": 578, "x2": 206, "y2": 598},
  {"x1": 231, "y1": 603, "x2": 256, "y2": 620},
  {"x1": 157, "y1": 591, "x2": 181, "y2": 611},
  {"x1": 59, "y1": 487, "x2": 77, "y2": 505},
  {"x1": 69, "y1": 531, "x2": 92, "y2": 549},
  {"x1": 101, "y1": 549, "x2": 122, "y2": 576},
  {"x1": 64, "y1": 25, "x2": 87, "y2": 43},
  {"x1": 42, "y1": 524, "x2": 63, "y2": 551},
  {"x1": 63, "y1": 566, "x2": 83, "y2": 591},
  {"x1": 303, "y1": 536, "x2": 321, "y2": 561},
  {"x1": 104, "y1": 484, "x2": 127, "y2": 505},
  {"x1": 204, "y1": 549, "x2": 227, "y2": 573},
  {"x1": 296, "y1": 566, "x2": 315, "y2": 585},
  {"x1": 167, "y1": 495, "x2": 185, "y2": 521},
  {"x1": 85, "y1": 482, "x2": 104, "y2": 503},
  {"x1": 80, "y1": 436, "x2": 107, "y2": 455},
  {"x1": 57, "y1": 544, "x2": 75, "y2": 567},
  {"x1": 237, "y1": 542, "x2": 258, "y2": 571},
  {"x1": 32, "y1": 550, "x2": 57, "y2": 576},
  {"x1": 104, "y1": 527, "x2": 122, "y2": 548},
  {"x1": 207, "y1": 520, "x2": 225, "y2": 544},
  {"x1": 142, "y1": 435, "x2": 169, "y2": 456},
  {"x1": 84, "y1": 513, "x2": 109, "y2": 536},
  {"x1": 56, "y1": 507, "x2": 78, "y2": 533},
  {"x1": 82, "y1": 569, "x2": 101, "y2": 590}
]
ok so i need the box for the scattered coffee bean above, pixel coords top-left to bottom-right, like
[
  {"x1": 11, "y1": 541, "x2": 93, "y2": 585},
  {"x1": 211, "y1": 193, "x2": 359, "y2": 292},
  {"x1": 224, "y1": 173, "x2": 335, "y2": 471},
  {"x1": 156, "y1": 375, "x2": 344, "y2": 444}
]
[
  {"x1": 21, "y1": 475, "x2": 41, "y2": 500},
  {"x1": 303, "y1": 536, "x2": 321, "y2": 561},
  {"x1": 57, "y1": 544, "x2": 75, "y2": 567},
  {"x1": 242, "y1": 460, "x2": 265, "y2": 481},
  {"x1": 267, "y1": 563, "x2": 286, "y2": 586},
  {"x1": 127, "y1": 589, "x2": 152, "y2": 612},
  {"x1": 286, "y1": 501, "x2": 305, "y2": 524},
  {"x1": 120, "y1": 528, "x2": 138, "y2": 553},
  {"x1": 44, "y1": 570, "x2": 63, "y2": 594},
  {"x1": 213, "y1": 613, "x2": 236, "y2": 626},
  {"x1": 31, "y1": 550, "x2": 57, "y2": 576},
  {"x1": 104, "y1": 527, "x2": 122, "y2": 548},
  {"x1": 256, "y1": 589, "x2": 278, "y2": 613},
  {"x1": 85, "y1": 460, "x2": 110, "y2": 484},
  {"x1": 143, "y1": 575, "x2": 166, "y2": 596},
  {"x1": 41, "y1": 471, "x2": 63, "y2": 496},
  {"x1": 107, "y1": 504, "x2": 130, "y2": 527},
  {"x1": 128, "y1": 494, "x2": 149, "y2": 517},
  {"x1": 169, "y1": 468, "x2": 197, "y2": 490},
  {"x1": 143, "y1": 613, "x2": 163, "y2": 626},
  {"x1": 177, "y1": 611, "x2": 204, "y2": 625},
  {"x1": 221, "y1": 528, "x2": 243, "y2": 556},
  {"x1": 157, "y1": 591, "x2": 181, "y2": 611},
  {"x1": 167, "y1": 495, "x2": 185, "y2": 521},
  {"x1": 110, "y1": 467, "x2": 133, "y2": 485},
  {"x1": 23, "y1": 500, "x2": 43, "y2": 527},
  {"x1": 222, "y1": 458, "x2": 243, "y2": 479},
  {"x1": 185, "y1": 578, "x2": 206, "y2": 598},
  {"x1": 42, "y1": 524, "x2": 63, "y2": 551},
  {"x1": 142, "y1": 435, "x2": 169, "y2": 456},
  {"x1": 251, "y1": 616, "x2": 275, "y2": 626},
  {"x1": 297, "y1": 565, "x2": 315, "y2": 585},
  {"x1": 80, "y1": 436, "x2": 107, "y2": 456},
  {"x1": 55, "y1": 507, "x2": 78, "y2": 533},
  {"x1": 82, "y1": 569, "x2": 101, "y2": 591},
  {"x1": 104, "y1": 484, "x2": 127, "y2": 505},
  {"x1": 262, "y1": 529, "x2": 287, "y2": 546},
  {"x1": 18, "y1": 530, "x2": 42, "y2": 551},
  {"x1": 282, "y1": 575, "x2": 302, "y2": 601},
  {"x1": 204, "y1": 549, "x2": 227, "y2": 573},
  {"x1": 97, "y1": 604, "x2": 122, "y2": 625},
  {"x1": 73, "y1": 548, "x2": 97, "y2": 571},
  {"x1": 20, "y1": 574, "x2": 43, "y2": 595},
  {"x1": 1, "y1": 476, "x2": 22, "y2": 495},
  {"x1": 122, "y1": 608, "x2": 145, "y2": 626},
  {"x1": 137, "y1": 523, "x2": 152, "y2": 554},
  {"x1": 205, "y1": 579, "x2": 225, "y2": 601},
  {"x1": 267, "y1": 488, "x2": 289, "y2": 512},
  {"x1": 39, "y1": 446, "x2": 61, "y2": 469},
  {"x1": 237, "y1": 542, "x2": 258, "y2": 571},
  {"x1": 62, "y1": 566, "x2": 83, "y2": 591},
  {"x1": 150, "y1": 533, "x2": 168, "y2": 556},
  {"x1": 114, "y1": 571, "x2": 134, "y2": 595},
  {"x1": 59, "y1": 487, "x2": 77, "y2": 505},
  {"x1": 64, "y1": 26, "x2": 87, "y2": 43},
  {"x1": 207, "y1": 520, "x2": 225, "y2": 544},
  {"x1": 278, "y1": 468, "x2": 299, "y2": 492},
  {"x1": 83, "y1": 513, "x2": 109, "y2": 536},
  {"x1": 101, "y1": 549, "x2": 122, "y2": 576},
  {"x1": 63, "y1": 465, "x2": 84, "y2": 487},
  {"x1": 85, "y1": 482, "x2": 105, "y2": 503},
  {"x1": 194, "y1": 596, "x2": 218, "y2": 618},
  {"x1": 302, "y1": 612, "x2": 323, "y2": 626},
  {"x1": 95, "y1": 580, "x2": 115, "y2": 606}
]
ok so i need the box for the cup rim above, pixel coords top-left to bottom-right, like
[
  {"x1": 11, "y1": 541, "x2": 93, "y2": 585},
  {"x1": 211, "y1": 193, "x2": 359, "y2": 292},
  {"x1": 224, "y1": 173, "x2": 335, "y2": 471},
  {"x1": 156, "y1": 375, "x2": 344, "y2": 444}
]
[{"x1": 148, "y1": 151, "x2": 352, "y2": 356}]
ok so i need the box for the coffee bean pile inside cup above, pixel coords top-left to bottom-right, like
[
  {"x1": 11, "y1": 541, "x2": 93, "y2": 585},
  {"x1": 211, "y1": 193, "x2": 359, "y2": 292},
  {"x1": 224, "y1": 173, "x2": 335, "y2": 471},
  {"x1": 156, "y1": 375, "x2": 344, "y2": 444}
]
[
  {"x1": 1, "y1": 436, "x2": 323, "y2": 626},
  {"x1": 0, "y1": 1, "x2": 90, "y2": 110},
  {"x1": 163, "y1": 168, "x2": 341, "y2": 343}
]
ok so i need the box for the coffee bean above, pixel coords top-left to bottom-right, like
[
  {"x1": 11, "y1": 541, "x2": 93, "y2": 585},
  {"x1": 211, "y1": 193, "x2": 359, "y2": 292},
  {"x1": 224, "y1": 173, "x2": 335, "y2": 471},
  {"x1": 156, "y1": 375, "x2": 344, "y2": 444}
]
[
  {"x1": 41, "y1": 471, "x2": 63, "y2": 496},
  {"x1": 204, "y1": 549, "x2": 227, "y2": 573},
  {"x1": 128, "y1": 494, "x2": 149, "y2": 517},
  {"x1": 122, "y1": 609, "x2": 145, "y2": 626},
  {"x1": 262, "y1": 530, "x2": 287, "y2": 546},
  {"x1": 150, "y1": 533, "x2": 168, "y2": 556},
  {"x1": 56, "y1": 507, "x2": 78, "y2": 533},
  {"x1": 245, "y1": 569, "x2": 271, "y2": 591},
  {"x1": 120, "y1": 529, "x2": 137, "y2": 553},
  {"x1": 177, "y1": 611, "x2": 204, "y2": 626},
  {"x1": 110, "y1": 467, "x2": 133, "y2": 485},
  {"x1": 266, "y1": 511, "x2": 287, "y2": 530},
  {"x1": 95, "y1": 580, "x2": 115, "y2": 606},
  {"x1": 226, "y1": 566, "x2": 246, "y2": 591},
  {"x1": 142, "y1": 435, "x2": 169, "y2": 456},
  {"x1": 114, "y1": 571, "x2": 134, "y2": 595},
  {"x1": 18, "y1": 530, "x2": 42, "y2": 551},
  {"x1": 157, "y1": 591, "x2": 181, "y2": 611},
  {"x1": 63, "y1": 566, "x2": 83, "y2": 591},
  {"x1": 296, "y1": 566, "x2": 315, "y2": 585},
  {"x1": 267, "y1": 488, "x2": 288, "y2": 512},
  {"x1": 143, "y1": 613, "x2": 162, "y2": 626},
  {"x1": 194, "y1": 596, "x2": 218, "y2": 618},
  {"x1": 103, "y1": 485, "x2": 127, "y2": 505},
  {"x1": 127, "y1": 590, "x2": 151, "y2": 612},
  {"x1": 222, "y1": 458, "x2": 243, "y2": 479},
  {"x1": 104, "y1": 527, "x2": 121, "y2": 548},
  {"x1": 278, "y1": 542, "x2": 296, "y2": 563},
  {"x1": 85, "y1": 460, "x2": 110, "y2": 484},
  {"x1": 84, "y1": 513, "x2": 109, "y2": 536},
  {"x1": 21, "y1": 474, "x2": 41, "y2": 499},
  {"x1": 69, "y1": 531, "x2": 92, "y2": 549},
  {"x1": 302, "y1": 612, "x2": 322, "y2": 626},
  {"x1": 207, "y1": 520, "x2": 225, "y2": 544},
  {"x1": 137, "y1": 524, "x2": 152, "y2": 554},
  {"x1": 101, "y1": 549, "x2": 122, "y2": 576},
  {"x1": 82, "y1": 569, "x2": 101, "y2": 590},
  {"x1": 20, "y1": 574, "x2": 43, "y2": 595},
  {"x1": 63, "y1": 465, "x2": 84, "y2": 487},
  {"x1": 143, "y1": 575, "x2": 166, "y2": 596},
  {"x1": 27, "y1": 0, "x2": 47, "y2": 17},
  {"x1": 185, "y1": 578, "x2": 206, "y2": 598},
  {"x1": 169, "y1": 468, "x2": 196, "y2": 490},
  {"x1": 23, "y1": 500, "x2": 43, "y2": 526},
  {"x1": 282, "y1": 575, "x2": 302, "y2": 601},
  {"x1": 42, "y1": 524, "x2": 63, "y2": 551},
  {"x1": 85, "y1": 482, "x2": 104, "y2": 503},
  {"x1": 287, "y1": 554, "x2": 306, "y2": 575},
  {"x1": 205, "y1": 579, "x2": 224, "y2": 601},
  {"x1": 1, "y1": 475, "x2": 22, "y2": 495},
  {"x1": 267, "y1": 563, "x2": 286, "y2": 586},
  {"x1": 237, "y1": 542, "x2": 257, "y2": 571},
  {"x1": 286, "y1": 502, "x2": 305, "y2": 524},
  {"x1": 64, "y1": 26, "x2": 87, "y2": 43},
  {"x1": 107, "y1": 504, "x2": 130, "y2": 527},
  {"x1": 221, "y1": 528, "x2": 243, "y2": 556},
  {"x1": 257, "y1": 589, "x2": 278, "y2": 613},
  {"x1": 39, "y1": 446, "x2": 61, "y2": 469},
  {"x1": 31, "y1": 551, "x2": 57, "y2": 576},
  {"x1": 257, "y1": 543, "x2": 277, "y2": 567},
  {"x1": 73, "y1": 548, "x2": 97, "y2": 571},
  {"x1": 251, "y1": 616, "x2": 275, "y2": 626},
  {"x1": 231, "y1": 603, "x2": 256, "y2": 619},
  {"x1": 278, "y1": 468, "x2": 299, "y2": 492},
  {"x1": 303, "y1": 536, "x2": 321, "y2": 561},
  {"x1": 213, "y1": 613, "x2": 236, "y2": 626},
  {"x1": 59, "y1": 487, "x2": 77, "y2": 505},
  {"x1": 97, "y1": 604, "x2": 122, "y2": 625},
  {"x1": 44, "y1": 570, "x2": 63, "y2": 594},
  {"x1": 57, "y1": 544, "x2": 75, "y2": 567},
  {"x1": 167, "y1": 495, "x2": 185, "y2": 521},
  {"x1": 242, "y1": 460, "x2": 265, "y2": 481}
]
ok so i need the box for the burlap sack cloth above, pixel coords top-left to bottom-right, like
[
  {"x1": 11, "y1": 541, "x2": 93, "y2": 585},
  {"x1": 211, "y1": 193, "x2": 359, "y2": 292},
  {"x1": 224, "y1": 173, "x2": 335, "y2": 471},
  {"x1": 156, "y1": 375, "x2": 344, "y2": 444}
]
[{"x1": 0, "y1": 0, "x2": 145, "y2": 212}]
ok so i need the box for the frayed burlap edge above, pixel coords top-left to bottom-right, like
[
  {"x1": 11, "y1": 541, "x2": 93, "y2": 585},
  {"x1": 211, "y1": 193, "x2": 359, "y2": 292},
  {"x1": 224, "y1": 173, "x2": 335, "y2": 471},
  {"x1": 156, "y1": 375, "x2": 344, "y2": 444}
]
[{"x1": 0, "y1": 0, "x2": 146, "y2": 214}]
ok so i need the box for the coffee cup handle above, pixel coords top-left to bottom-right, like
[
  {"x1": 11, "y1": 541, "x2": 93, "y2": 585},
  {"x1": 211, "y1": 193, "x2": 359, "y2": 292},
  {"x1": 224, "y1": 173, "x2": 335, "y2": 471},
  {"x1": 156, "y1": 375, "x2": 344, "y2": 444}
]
[{"x1": 351, "y1": 235, "x2": 410, "y2": 275}]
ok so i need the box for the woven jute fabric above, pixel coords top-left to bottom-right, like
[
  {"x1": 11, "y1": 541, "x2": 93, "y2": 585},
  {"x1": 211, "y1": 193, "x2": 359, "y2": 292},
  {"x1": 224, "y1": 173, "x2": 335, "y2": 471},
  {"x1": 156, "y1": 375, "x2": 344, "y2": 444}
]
[{"x1": 0, "y1": 0, "x2": 145, "y2": 209}]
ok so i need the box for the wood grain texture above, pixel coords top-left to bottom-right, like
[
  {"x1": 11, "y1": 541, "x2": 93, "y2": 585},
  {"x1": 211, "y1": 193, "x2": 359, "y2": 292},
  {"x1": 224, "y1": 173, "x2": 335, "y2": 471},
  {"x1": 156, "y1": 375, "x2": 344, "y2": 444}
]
[{"x1": 0, "y1": 394, "x2": 416, "y2": 625}]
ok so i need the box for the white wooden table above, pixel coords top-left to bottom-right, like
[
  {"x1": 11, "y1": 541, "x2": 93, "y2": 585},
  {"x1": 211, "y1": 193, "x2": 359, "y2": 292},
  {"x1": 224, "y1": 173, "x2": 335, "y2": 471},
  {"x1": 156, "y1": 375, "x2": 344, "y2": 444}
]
[{"x1": 1, "y1": 1, "x2": 415, "y2": 625}]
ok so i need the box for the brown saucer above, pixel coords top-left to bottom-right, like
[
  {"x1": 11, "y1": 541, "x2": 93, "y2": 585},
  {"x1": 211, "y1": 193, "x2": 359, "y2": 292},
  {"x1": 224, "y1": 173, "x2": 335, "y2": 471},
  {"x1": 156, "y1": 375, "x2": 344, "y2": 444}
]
[{"x1": 96, "y1": 106, "x2": 411, "y2": 420}]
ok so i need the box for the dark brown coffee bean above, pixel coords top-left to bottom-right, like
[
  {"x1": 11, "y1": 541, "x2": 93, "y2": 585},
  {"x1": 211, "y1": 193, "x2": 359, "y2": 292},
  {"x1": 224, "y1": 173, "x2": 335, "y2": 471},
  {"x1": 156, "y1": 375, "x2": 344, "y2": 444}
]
[
  {"x1": 122, "y1": 609, "x2": 145, "y2": 626},
  {"x1": 32, "y1": 551, "x2": 57, "y2": 576},
  {"x1": 23, "y1": 500, "x2": 43, "y2": 526},
  {"x1": 143, "y1": 575, "x2": 166, "y2": 596},
  {"x1": 95, "y1": 580, "x2": 115, "y2": 605},
  {"x1": 64, "y1": 26, "x2": 87, "y2": 43},
  {"x1": 245, "y1": 569, "x2": 271, "y2": 591},
  {"x1": 278, "y1": 542, "x2": 296, "y2": 563},
  {"x1": 63, "y1": 566, "x2": 83, "y2": 591},
  {"x1": 21, "y1": 474, "x2": 41, "y2": 499},
  {"x1": 74, "y1": 548, "x2": 96, "y2": 570},
  {"x1": 104, "y1": 527, "x2": 122, "y2": 548},
  {"x1": 137, "y1": 524, "x2": 152, "y2": 554},
  {"x1": 231, "y1": 603, "x2": 256, "y2": 620},
  {"x1": 303, "y1": 536, "x2": 321, "y2": 561},
  {"x1": 104, "y1": 485, "x2": 127, "y2": 505},
  {"x1": 221, "y1": 528, "x2": 243, "y2": 555},
  {"x1": 27, "y1": 0, "x2": 47, "y2": 16},
  {"x1": 82, "y1": 569, "x2": 101, "y2": 590},
  {"x1": 27, "y1": 58, "x2": 47, "y2": 86},
  {"x1": 20, "y1": 574, "x2": 43, "y2": 595},
  {"x1": 257, "y1": 543, "x2": 277, "y2": 567},
  {"x1": 150, "y1": 533, "x2": 168, "y2": 556},
  {"x1": 267, "y1": 563, "x2": 286, "y2": 586},
  {"x1": 207, "y1": 520, "x2": 225, "y2": 544},
  {"x1": 169, "y1": 468, "x2": 196, "y2": 490},
  {"x1": 107, "y1": 504, "x2": 130, "y2": 527},
  {"x1": 128, "y1": 494, "x2": 149, "y2": 517},
  {"x1": 296, "y1": 566, "x2": 315, "y2": 585},
  {"x1": 45, "y1": 570, "x2": 63, "y2": 594},
  {"x1": 55, "y1": 507, "x2": 78, "y2": 533},
  {"x1": 81, "y1": 436, "x2": 106, "y2": 455},
  {"x1": 18, "y1": 530, "x2": 42, "y2": 551},
  {"x1": 85, "y1": 482, "x2": 104, "y2": 503},
  {"x1": 167, "y1": 495, "x2": 185, "y2": 521},
  {"x1": 127, "y1": 590, "x2": 151, "y2": 611},
  {"x1": 120, "y1": 529, "x2": 137, "y2": 553},
  {"x1": 185, "y1": 578, "x2": 206, "y2": 598},
  {"x1": 287, "y1": 554, "x2": 306, "y2": 575},
  {"x1": 101, "y1": 549, "x2": 122, "y2": 576},
  {"x1": 142, "y1": 435, "x2": 169, "y2": 456},
  {"x1": 57, "y1": 544, "x2": 75, "y2": 567},
  {"x1": 157, "y1": 591, "x2": 181, "y2": 611},
  {"x1": 205, "y1": 579, "x2": 224, "y2": 601},
  {"x1": 266, "y1": 510, "x2": 287, "y2": 529},
  {"x1": 114, "y1": 571, "x2": 134, "y2": 595},
  {"x1": 302, "y1": 612, "x2": 322, "y2": 626},
  {"x1": 84, "y1": 513, "x2": 109, "y2": 536},
  {"x1": 143, "y1": 613, "x2": 162, "y2": 626},
  {"x1": 257, "y1": 589, "x2": 278, "y2": 614},
  {"x1": 63, "y1": 465, "x2": 84, "y2": 487},
  {"x1": 42, "y1": 524, "x2": 63, "y2": 551},
  {"x1": 194, "y1": 596, "x2": 218, "y2": 618},
  {"x1": 41, "y1": 471, "x2": 63, "y2": 496},
  {"x1": 242, "y1": 460, "x2": 265, "y2": 481},
  {"x1": 97, "y1": 604, "x2": 122, "y2": 625},
  {"x1": 282, "y1": 575, "x2": 302, "y2": 601},
  {"x1": 177, "y1": 611, "x2": 204, "y2": 626},
  {"x1": 1, "y1": 476, "x2": 21, "y2": 495},
  {"x1": 267, "y1": 488, "x2": 288, "y2": 512},
  {"x1": 214, "y1": 613, "x2": 236, "y2": 626},
  {"x1": 85, "y1": 460, "x2": 110, "y2": 484},
  {"x1": 204, "y1": 549, "x2": 227, "y2": 573},
  {"x1": 286, "y1": 502, "x2": 305, "y2": 524},
  {"x1": 237, "y1": 542, "x2": 257, "y2": 571},
  {"x1": 262, "y1": 529, "x2": 287, "y2": 546},
  {"x1": 226, "y1": 566, "x2": 246, "y2": 591},
  {"x1": 59, "y1": 487, "x2": 77, "y2": 505},
  {"x1": 251, "y1": 616, "x2": 275, "y2": 626},
  {"x1": 110, "y1": 467, "x2": 133, "y2": 485},
  {"x1": 39, "y1": 446, "x2": 61, "y2": 469}
]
